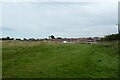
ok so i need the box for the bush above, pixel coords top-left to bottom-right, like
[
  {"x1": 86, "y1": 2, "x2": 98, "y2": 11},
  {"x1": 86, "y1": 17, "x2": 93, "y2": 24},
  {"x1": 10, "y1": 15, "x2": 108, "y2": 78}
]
[{"x1": 101, "y1": 34, "x2": 120, "y2": 41}]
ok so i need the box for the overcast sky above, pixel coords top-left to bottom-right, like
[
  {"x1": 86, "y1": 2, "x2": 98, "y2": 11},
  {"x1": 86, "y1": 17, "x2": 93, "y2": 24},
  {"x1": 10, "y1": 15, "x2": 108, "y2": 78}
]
[{"x1": 1, "y1": 1, "x2": 118, "y2": 38}]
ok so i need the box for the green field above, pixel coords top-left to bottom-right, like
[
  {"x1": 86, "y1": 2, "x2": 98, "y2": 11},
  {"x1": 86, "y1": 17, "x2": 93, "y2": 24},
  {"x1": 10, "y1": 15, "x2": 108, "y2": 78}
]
[{"x1": 2, "y1": 41, "x2": 119, "y2": 78}]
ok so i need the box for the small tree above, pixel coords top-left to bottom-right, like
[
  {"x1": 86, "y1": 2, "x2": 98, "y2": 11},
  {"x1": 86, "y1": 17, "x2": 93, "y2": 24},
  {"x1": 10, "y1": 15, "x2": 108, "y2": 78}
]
[
  {"x1": 23, "y1": 38, "x2": 27, "y2": 41},
  {"x1": 6, "y1": 36, "x2": 10, "y2": 40},
  {"x1": 51, "y1": 35, "x2": 55, "y2": 39}
]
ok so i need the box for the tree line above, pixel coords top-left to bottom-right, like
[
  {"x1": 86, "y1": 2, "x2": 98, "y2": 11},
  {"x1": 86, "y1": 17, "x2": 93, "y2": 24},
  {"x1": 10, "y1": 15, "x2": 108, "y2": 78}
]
[
  {"x1": 101, "y1": 34, "x2": 120, "y2": 41},
  {"x1": 1, "y1": 34, "x2": 120, "y2": 41},
  {"x1": 0, "y1": 35, "x2": 62, "y2": 41}
]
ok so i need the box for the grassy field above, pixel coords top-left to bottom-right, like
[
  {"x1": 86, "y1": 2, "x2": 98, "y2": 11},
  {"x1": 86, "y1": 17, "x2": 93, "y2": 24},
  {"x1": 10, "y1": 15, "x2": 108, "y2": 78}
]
[
  {"x1": 2, "y1": 41, "x2": 119, "y2": 78},
  {"x1": 0, "y1": 41, "x2": 2, "y2": 78}
]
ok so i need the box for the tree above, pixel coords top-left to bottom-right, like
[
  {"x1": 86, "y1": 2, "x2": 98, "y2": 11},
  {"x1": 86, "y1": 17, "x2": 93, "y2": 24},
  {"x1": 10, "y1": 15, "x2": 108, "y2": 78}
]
[
  {"x1": 16, "y1": 38, "x2": 21, "y2": 40},
  {"x1": 2, "y1": 36, "x2": 11, "y2": 40},
  {"x1": 28, "y1": 38, "x2": 36, "y2": 41},
  {"x1": 10, "y1": 38, "x2": 14, "y2": 40},
  {"x1": 101, "y1": 34, "x2": 120, "y2": 41},
  {"x1": 50, "y1": 35, "x2": 55, "y2": 39},
  {"x1": 6, "y1": 36, "x2": 10, "y2": 40},
  {"x1": 23, "y1": 38, "x2": 27, "y2": 41}
]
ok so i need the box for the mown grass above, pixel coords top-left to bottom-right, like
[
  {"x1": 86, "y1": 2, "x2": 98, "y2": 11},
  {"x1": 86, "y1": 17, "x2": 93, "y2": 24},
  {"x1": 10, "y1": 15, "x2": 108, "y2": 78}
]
[{"x1": 2, "y1": 40, "x2": 119, "y2": 78}]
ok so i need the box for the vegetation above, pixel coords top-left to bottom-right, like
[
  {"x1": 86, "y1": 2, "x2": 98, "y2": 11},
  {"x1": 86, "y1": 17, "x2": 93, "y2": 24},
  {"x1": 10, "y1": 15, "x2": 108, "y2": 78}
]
[
  {"x1": 1, "y1": 37, "x2": 14, "y2": 40},
  {"x1": 2, "y1": 41, "x2": 119, "y2": 78},
  {"x1": 101, "y1": 34, "x2": 120, "y2": 41},
  {"x1": 0, "y1": 41, "x2": 2, "y2": 78}
]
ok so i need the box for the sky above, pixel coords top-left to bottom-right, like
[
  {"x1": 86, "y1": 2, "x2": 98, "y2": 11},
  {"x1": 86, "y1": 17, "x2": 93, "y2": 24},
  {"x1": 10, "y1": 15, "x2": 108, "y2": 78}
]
[{"x1": 0, "y1": 1, "x2": 118, "y2": 39}]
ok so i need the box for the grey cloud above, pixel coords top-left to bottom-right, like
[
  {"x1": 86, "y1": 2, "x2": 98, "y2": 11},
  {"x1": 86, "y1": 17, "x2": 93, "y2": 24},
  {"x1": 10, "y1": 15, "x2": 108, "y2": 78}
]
[
  {"x1": 2, "y1": 2, "x2": 117, "y2": 38},
  {"x1": 1, "y1": 27, "x2": 14, "y2": 31}
]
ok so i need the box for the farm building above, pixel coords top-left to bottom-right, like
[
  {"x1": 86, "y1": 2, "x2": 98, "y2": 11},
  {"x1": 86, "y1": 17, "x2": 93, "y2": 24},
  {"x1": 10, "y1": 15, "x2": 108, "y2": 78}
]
[{"x1": 47, "y1": 37, "x2": 101, "y2": 44}]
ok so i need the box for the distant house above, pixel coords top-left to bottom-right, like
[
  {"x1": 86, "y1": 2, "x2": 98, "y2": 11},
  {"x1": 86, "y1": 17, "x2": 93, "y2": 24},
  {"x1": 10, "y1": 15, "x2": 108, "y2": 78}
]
[
  {"x1": 86, "y1": 38, "x2": 93, "y2": 44},
  {"x1": 47, "y1": 37, "x2": 101, "y2": 44}
]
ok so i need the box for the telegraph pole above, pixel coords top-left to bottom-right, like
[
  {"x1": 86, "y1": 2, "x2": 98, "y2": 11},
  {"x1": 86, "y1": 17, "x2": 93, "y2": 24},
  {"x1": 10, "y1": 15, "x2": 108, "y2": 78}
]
[
  {"x1": 118, "y1": 24, "x2": 120, "y2": 34},
  {"x1": 116, "y1": 24, "x2": 120, "y2": 34}
]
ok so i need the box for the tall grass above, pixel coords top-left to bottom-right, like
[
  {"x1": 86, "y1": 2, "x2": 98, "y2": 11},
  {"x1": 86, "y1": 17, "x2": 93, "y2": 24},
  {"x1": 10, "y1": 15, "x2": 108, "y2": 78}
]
[{"x1": 2, "y1": 41, "x2": 119, "y2": 78}]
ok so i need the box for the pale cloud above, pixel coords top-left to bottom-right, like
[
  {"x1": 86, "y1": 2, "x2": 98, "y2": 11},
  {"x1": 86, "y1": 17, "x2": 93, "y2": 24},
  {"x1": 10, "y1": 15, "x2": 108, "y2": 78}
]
[
  {"x1": 0, "y1": 0, "x2": 119, "y2": 2},
  {"x1": 0, "y1": 3, "x2": 2, "y2": 36},
  {"x1": 1, "y1": 2, "x2": 118, "y2": 38}
]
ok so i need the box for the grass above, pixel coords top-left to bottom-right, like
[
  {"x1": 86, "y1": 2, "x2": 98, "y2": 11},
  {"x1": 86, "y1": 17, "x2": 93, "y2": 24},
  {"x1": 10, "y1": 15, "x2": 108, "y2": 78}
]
[
  {"x1": 2, "y1": 40, "x2": 119, "y2": 78},
  {"x1": 0, "y1": 41, "x2": 2, "y2": 78}
]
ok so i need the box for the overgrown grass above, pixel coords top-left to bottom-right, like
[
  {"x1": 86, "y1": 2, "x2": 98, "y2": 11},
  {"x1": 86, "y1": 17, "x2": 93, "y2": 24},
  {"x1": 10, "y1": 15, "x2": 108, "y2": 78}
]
[{"x1": 2, "y1": 41, "x2": 119, "y2": 78}]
